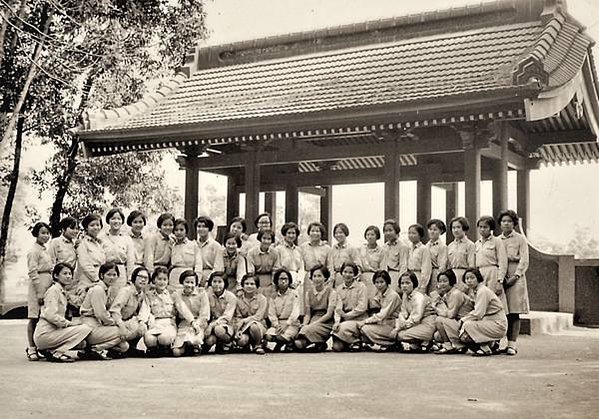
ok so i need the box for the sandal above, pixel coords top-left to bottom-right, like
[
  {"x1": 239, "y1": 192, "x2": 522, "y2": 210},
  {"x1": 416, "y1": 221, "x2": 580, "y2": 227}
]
[
  {"x1": 435, "y1": 347, "x2": 457, "y2": 355},
  {"x1": 26, "y1": 348, "x2": 39, "y2": 361},
  {"x1": 506, "y1": 346, "x2": 518, "y2": 356},
  {"x1": 254, "y1": 346, "x2": 265, "y2": 355},
  {"x1": 49, "y1": 353, "x2": 75, "y2": 363},
  {"x1": 472, "y1": 345, "x2": 493, "y2": 357}
]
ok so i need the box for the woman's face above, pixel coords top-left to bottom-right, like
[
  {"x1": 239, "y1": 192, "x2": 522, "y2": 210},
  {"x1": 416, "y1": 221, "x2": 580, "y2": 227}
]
[
  {"x1": 437, "y1": 275, "x2": 451, "y2": 294},
  {"x1": 154, "y1": 273, "x2": 169, "y2": 292},
  {"x1": 182, "y1": 276, "x2": 196, "y2": 294},
  {"x1": 109, "y1": 213, "x2": 123, "y2": 232},
  {"x1": 408, "y1": 227, "x2": 421, "y2": 244},
  {"x1": 225, "y1": 238, "x2": 238, "y2": 254},
  {"x1": 243, "y1": 278, "x2": 257, "y2": 294},
  {"x1": 196, "y1": 222, "x2": 209, "y2": 239},
  {"x1": 211, "y1": 277, "x2": 225, "y2": 294},
  {"x1": 133, "y1": 270, "x2": 149, "y2": 292},
  {"x1": 55, "y1": 267, "x2": 73, "y2": 287},
  {"x1": 174, "y1": 223, "x2": 187, "y2": 240},
  {"x1": 260, "y1": 234, "x2": 272, "y2": 249},
  {"x1": 500, "y1": 216, "x2": 515, "y2": 234},
  {"x1": 309, "y1": 226, "x2": 322, "y2": 242},
  {"x1": 311, "y1": 269, "x2": 326, "y2": 288},
  {"x1": 37, "y1": 227, "x2": 51, "y2": 245},
  {"x1": 102, "y1": 268, "x2": 119, "y2": 286},
  {"x1": 342, "y1": 265, "x2": 356, "y2": 285},
  {"x1": 257, "y1": 216, "x2": 271, "y2": 232},
  {"x1": 64, "y1": 225, "x2": 79, "y2": 241},
  {"x1": 464, "y1": 272, "x2": 478, "y2": 289},
  {"x1": 400, "y1": 276, "x2": 414, "y2": 294},
  {"x1": 365, "y1": 230, "x2": 377, "y2": 246},
  {"x1": 334, "y1": 227, "x2": 346, "y2": 244},
  {"x1": 428, "y1": 224, "x2": 441, "y2": 241},
  {"x1": 160, "y1": 219, "x2": 174, "y2": 236},
  {"x1": 374, "y1": 276, "x2": 388, "y2": 293},
  {"x1": 451, "y1": 222, "x2": 465, "y2": 239},
  {"x1": 87, "y1": 219, "x2": 102, "y2": 238},
  {"x1": 230, "y1": 222, "x2": 244, "y2": 237},
  {"x1": 285, "y1": 228, "x2": 297, "y2": 244},
  {"x1": 277, "y1": 272, "x2": 290, "y2": 292},
  {"x1": 478, "y1": 222, "x2": 491, "y2": 239},
  {"x1": 383, "y1": 224, "x2": 397, "y2": 242},
  {"x1": 131, "y1": 216, "x2": 145, "y2": 235}
]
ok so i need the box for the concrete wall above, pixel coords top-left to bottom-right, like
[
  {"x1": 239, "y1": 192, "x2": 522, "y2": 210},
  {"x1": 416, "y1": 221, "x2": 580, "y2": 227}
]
[{"x1": 574, "y1": 259, "x2": 599, "y2": 327}]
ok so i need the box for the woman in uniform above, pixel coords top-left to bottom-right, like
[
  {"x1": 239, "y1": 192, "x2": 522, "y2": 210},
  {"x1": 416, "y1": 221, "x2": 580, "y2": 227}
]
[
  {"x1": 358, "y1": 225, "x2": 384, "y2": 304},
  {"x1": 127, "y1": 210, "x2": 147, "y2": 269},
  {"x1": 172, "y1": 270, "x2": 209, "y2": 357},
  {"x1": 75, "y1": 214, "x2": 107, "y2": 307},
  {"x1": 447, "y1": 217, "x2": 475, "y2": 292},
  {"x1": 475, "y1": 216, "x2": 508, "y2": 307},
  {"x1": 407, "y1": 224, "x2": 432, "y2": 294},
  {"x1": 195, "y1": 216, "x2": 224, "y2": 287},
  {"x1": 222, "y1": 232, "x2": 247, "y2": 292},
  {"x1": 328, "y1": 223, "x2": 360, "y2": 288},
  {"x1": 381, "y1": 219, "x2": 408, "y2": 292},
  {"x1": 204, "y1": 272, "x2": 238, "y2": 353},
  {"x1": 168, "y1": 218, "x2": 202, "y2": 291},
  {"x1": 331, "y1": 263, "x2": 368, "y2": 352},
  {"x1": 144, "y1": 213, "x2": 175, "y2": 276},
  {"x1": 100, "y1": 208, "x2": 135, "y2": 300},
  {"x1": 246, "y1": 229, "x2": 280, "y2": 298},
  {"x1": 426, "y1": 219, "x2": 448, "y2": 295},
  {"x1": 264, "y1": 268, "x2": 300, "y2": 351},
  {"x1": 233, "y1": 274, "x2": 268, "y2": 354}
]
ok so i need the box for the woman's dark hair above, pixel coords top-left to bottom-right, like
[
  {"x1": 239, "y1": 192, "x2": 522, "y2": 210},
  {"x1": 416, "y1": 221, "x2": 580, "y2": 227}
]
[
  {"x1": 273, "y1": 268, "x2": 293, "y2": 289},
  {"x1": 106, "y1": 208, "x2": 125, "y2": 224},
  {"x1": 151, "y1": 266, "x2": 169, "y2": 283},
  {"x1": 333, "y1": 222, "x2": 349, "y2": 237},
  {"x1": 498, "y1": 209, "x2": 519, "y2": 226},
  {"x1": 307, "y1": 222, "x2": 326, "y2": 237},
  {"x1": 373, "y1": 270, "x2": 391, "y2": 285},
  {"x1": 82, "y1": 214, "x2": 103, "y2": 231},
  {"x1": 126, "y1": 210, "x2": 147, "y2": 227},
  {"x1": 309, "y1": 264, "x2": 330, "y2": 280},
  {"x1": 409, "y1": 223, "x2": 425, "y2": 239},
  {"x1": 241, "y1": 274, "x2": 260, "y2": 288},
  {"x1": 194, "y1": 216, "x2": 215, "y2": 232},
  {"x1": 281, "y1": 222, "x2": 299, "y2": 238},
  {"x1": 477, "y1": 216, "x2": 496, "y2": 231},
  {"x1": 463, "y1": 268, "x2": 485, "y2": 284},
  {"x1": 437, "y1": 269, "x2": 457, "y2": 287},
  {"x1": 223, "y1": 232, "x2": 242, "y2": 248},
  {"x1": 364, "y1": 225, "x2": 381, "y2": 240},
  {"x1": 52, "y1": 262, "x2": 73, "y2": 281},
  {"x1": 179, "y1": 269, "x2": 198, "y2": 285},
  {"x1": 174, "y1": 218, "x2": 189, "y2": 234},
  {"x1": 257, "y1": 229, "x2": 275, "y2": 242},
  {"x1": 59, "y1": 216, "x2": 79, "y2": 232},
  {"x1": 31, "y1": 221, "x2": 51, "y2": 238},
  {"x1": 208, "y1": 271, "x2": 228, "y2": 290},
  {"x1": 99, "y1": 262, "x2": 120, "y2": 279},
  {"x1": 400, "y1": 271, "x2": 419, "y2": 289},
  {"x1": 383, "y1": 219, "x2": 401, "y2": 234},
  {"x1": 340, "y1": 262, "x2": 359, "y2": 276},
  {"x1": 450, "y1": 216, "x2": 470, "y2": 232},
  {"x1": 131, "y1": 266, "x2": 150, "y2": 284},
  {"x1": 254, "y1": 212, "x2": 273, "y2": 229},
  {"x1": 156, "y1": 213, "x2": 175, "y2": 229},
  {"x1": 230, "y1": 217, "x2": 247, "y2": 233},
  {"x1": 426, "y1": 219, "x2": 447, "y2": 235}
]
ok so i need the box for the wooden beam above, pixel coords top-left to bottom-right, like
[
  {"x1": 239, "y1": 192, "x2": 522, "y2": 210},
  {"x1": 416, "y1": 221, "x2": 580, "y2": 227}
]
[
  {"x1": 481, "y1": 142, "x2": 529, "y2": 170},
  {"x1": 384, "y1": 144, "x2": 400, "y2": 221},
  {"x1": 285, "y1": 183, "x2": 299, "y2": 224},
  {"x1": 184, "y1": 155, "x2": 199, "y2": 239},
  {"x1": 517, "y1": 169, "x2": 530, "y2": 235},
  {"x1": 298, "y1": 186, "x2": 326, "y2": 197},
  {"x1": 227, "y1": 176, "x2": 239, "y2": 222},
  {"x1": 320, "y1": 186, "x2": 333, "y2": 242},
  {"x1": 464, "y1": 139, "x2": 481, "y2": 239},
  {"x1": 445, "y1": 183, "x2": 459, "y2": 243},
  {"x1": 492, "y1": 123, "x2": 508, "y2": 223},
  {"x1": 264, "y1": 192, "x2": 277, "y2": 227},
  {"x1": 417, "y1": 176, "x2": 432, "y2": 231},
  {"x1": 245, "y1": 153, "x2": 260, "y2": 232}
]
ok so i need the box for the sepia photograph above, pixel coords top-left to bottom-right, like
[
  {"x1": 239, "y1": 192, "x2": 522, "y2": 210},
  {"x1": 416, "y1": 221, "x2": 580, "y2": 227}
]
[{"x1": 1, "y1": 0, "x2": 598, "y2": 417}]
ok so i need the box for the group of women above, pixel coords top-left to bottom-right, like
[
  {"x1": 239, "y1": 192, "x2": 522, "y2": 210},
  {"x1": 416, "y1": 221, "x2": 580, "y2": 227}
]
[{"x1": 25, "y1": 208, "x2": 530, "y2": 362}]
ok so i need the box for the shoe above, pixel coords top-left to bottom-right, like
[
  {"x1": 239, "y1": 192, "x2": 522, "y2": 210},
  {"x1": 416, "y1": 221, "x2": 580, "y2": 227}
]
[
  {"x1": 86, "y1": 350, "x2": 112, "y2": 361},
  {"x1": 26, "y1": 347, "x2": 39, "y2": 361},
  {"x1": 472, "y1": 345, "x2": 493, "y2": 357},
  {"x1": 506, "y1": 346, "x2": 518, "y2": 356},
  {"x1": 107, "y1": 349, "x2": 126, "y2": 359},
  {"x1": 254, "y1": 346, "x2": 265, "y2": 355},
  {"x1": 49, "y1": 353, "x2": 75, "y2": 363},
  {"x1": 435, "y1": 347, "x2": 457, "y2": 355}
]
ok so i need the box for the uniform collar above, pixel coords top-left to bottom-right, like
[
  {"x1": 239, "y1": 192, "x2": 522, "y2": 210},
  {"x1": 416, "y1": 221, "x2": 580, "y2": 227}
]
[
  {"x1": 412, "y1": 242, "x2": 422, "y2": 249},
  {"x1": 309, "y1": 241, "x2": 323, "y2": 247},
  {"x1": 501, "y1": 231, "x2": 514, "y2": 239},
  {"x1": 35, "y1": 241, "x2": 47, "y2": 250},
  {"x1": 342, "y1": 281, "x2": 355, "y2": 290},
  {"x1": 335, "y1": 242, "x2": 347, "y2": 249},
  {"x1": 174, "y1": 237, "x2": 189, "y2": 245},
  {"x1": 428, "y1": 239, "x2": 439, "y2": 246},
  {"x1": 60, "y1": 235, "x2": 74, "y2": 244},
  {"x1": 130, "y1": 231, "x2": 143, "y2": 239},
  {"x1": 85, "y1": 234, "x2": 101, "y2": 244}
]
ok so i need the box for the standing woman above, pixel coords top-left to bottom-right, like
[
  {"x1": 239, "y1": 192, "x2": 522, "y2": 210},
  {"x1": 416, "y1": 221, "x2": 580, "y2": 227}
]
[
  {"x1": 358, "y1": 226, "x2": 385, "y2": 302},
  {"x1": 328, "y1": 223, "x2": 360, "y2": 288},
  {"x1": 407, "y1": 224, "x2": 433, "y2": 294},
  {"x1": 381, "y1": 219, "x2": 409, "y2": 292},
  {"x1": 265, "y1": 269, "x2": 300, "y2": 351},
  {"x1": 222, "y1": 232, "x2": 247, "y2": 292},
  {"x1": 358, "y1": 270, "x2": 402, "y2": 350},
  {"x1": 459, "y1": 268, "x2": 508, "y2": 356},
  {"x1": 144, "y1": 266, "x2": 195, "y2": 356},
  {"x1": 295, "y1": 265, "x2": 337, "y2": 352},
  {"x1": 276, "y1": 222, "x2": 305, "y2": 302},
  {"x1": 33, "y1": 263, "x2": 92, "y2": 363},
  {"x1": 395, "y1": 271, "x2": 437, "y2": 352},
  {"x1": 79, "y1": 263, "x2": 129, "y2": 359},
  {"x1": 47, "y1": 216, "x2": 78, "y2": 271},
  {"x1": 447, "y1": 217, "x2": 476, "y2": 292},
  {"x1": 127, "y1": 211, "x2": 147, "y2": 269},
  {"x1": 233, "y1": 274, "x2": 268, "y2": 355},
  {"x1": 169, "y1": 218, "x2": 202, "y2": 291},
  {"x1": 426, "y1": 219, "x2": 448, "y2": 295},
  {"x1": 246, "y1": 229, "x2": 280, "y2": 298},
  {"x1": 101, "y1": 208, "x2": 135, "y2": 301},
  {"x1": 204, "y1": 272, "x2": 238, "y2": 353},
  {"x1": 195, "y1": 216, "x2": 224, "y2": 287},
  {"x1": 498, "y1": 210, "x2": 530, "y2": 356},
  {"x1": 475, "y1": 216, "x2": 508, "y2": 308},
  {"x1": 75, "y1": 214, "x2": 107, "y2": 306},
  {"x1": 144, "y1": 213, "x2": 175, "y2": 276},
  {"x1": 229, "y1": 217, "x2": 251, "y2": 256},
  {"x1": 331, "y1": 263, "x2": 368, "y2": 352},
  {"x1": 172, "y1": 270, "x2": 209, "y2": 357},
  {"x1": 246, "y1": 212, "x2": 275, "y2": 250},
  {"x1": 300, "y1": 222, "x2": 331, "y2": 312},
  {"x1": 26, "y1": 222, "x2": 53, "y2": 361}
]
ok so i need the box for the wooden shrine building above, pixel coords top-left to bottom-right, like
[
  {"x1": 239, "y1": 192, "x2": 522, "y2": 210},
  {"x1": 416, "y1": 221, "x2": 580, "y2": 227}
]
[{"x1": 76, "y1": 0, "x2": 599, "y2": 239}]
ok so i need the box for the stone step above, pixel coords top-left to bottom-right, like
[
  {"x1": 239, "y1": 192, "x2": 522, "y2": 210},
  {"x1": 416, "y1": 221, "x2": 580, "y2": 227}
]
[{"x1": 520, "y1": 311, "x2": 574, "y2": 335}]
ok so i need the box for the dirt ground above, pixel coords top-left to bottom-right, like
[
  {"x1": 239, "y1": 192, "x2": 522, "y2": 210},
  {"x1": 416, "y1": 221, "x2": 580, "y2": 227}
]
[{"x1": 1, "y1": 320, "x2": 598, "y2": 419}]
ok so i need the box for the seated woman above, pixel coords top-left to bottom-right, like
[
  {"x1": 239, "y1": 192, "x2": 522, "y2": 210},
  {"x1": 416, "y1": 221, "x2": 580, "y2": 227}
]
[
  {"x1": 295, "y1": 265, "x2": 337, "y2": 352},
  {"x1": 79, "y1": 263, "x2": 129, "y2": 360},
  {"x1": 233, "y1": 274, "x2": 268, "y2": 355},
  {"x1": 331, "y1": 263, "x2": 368, "y2": 352},
  {"x1": 144, "y1": 266, "x2": 195, "y2": 356},
  {"x1": 108, "y1": 266, "x2": 151, "y2": 356},
  {"x1": 358, "y1": 270, "x2": 401, "y2": 350},
  {"x1": 395, "y1": 271, "x2": 437, "y2": 352},
  {"x1": 265, "y1": 269, "x2": 300, "y2": 352},
  {"x1": 172, "y1": 270, "x2": 209, "y2": 357},
  {"x1": 34, "y1": 263, "x2": 92, "y2": 363},
  {"x1": 459, "y1": 268, "x2": 508, "y2": 356},
  {"x1": 433, "y1": 270, "x2": 474, "y2": 354},
  {"x1": 204, "y1": 272, "x2": 238, "y2": 353}
]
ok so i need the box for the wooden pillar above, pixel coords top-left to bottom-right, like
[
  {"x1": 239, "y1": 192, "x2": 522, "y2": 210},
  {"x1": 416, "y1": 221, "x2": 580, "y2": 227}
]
[
  {"x1": 285, "y1": 183, "x2": 299, "y2": 224},
  {"x1": 417, "y1": 175, "x2": 432, "y2": 230},
  {"x1": 464, "y1": 136, "x2": 481, "y2": 239},
  {"x1": 226, "y1": 175, "x2": 239, "y2": 223},
  {"x1": 184, "y1": 154, "x2": 199, "y2": 239},
  {"x1": 445, "y1": 183, "x2": 459, "y2": 243},
  {"x1": 492, "y1": 124, "x2": 509, "y2": 225},
  {"x1": 517, "y1": 169, "x2": 530, "y2": 234},
  {"x1": 245, "y1": 153, "x2": 260, "y2": 234},
  {"x1": 384, "y1": 144, "x2": 400, "y2": 221},
  {"x1": 264, "y1": 192, "x2": 277, "y2": 227},
  {"x1": 320, "y1": 186, "x2": 333, "y2": 242}
]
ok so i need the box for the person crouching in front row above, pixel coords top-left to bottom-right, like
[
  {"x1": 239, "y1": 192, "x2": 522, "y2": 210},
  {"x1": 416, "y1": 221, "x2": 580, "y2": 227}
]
[
  {"x1": 331, "y1": 263, "x2": 368, "y2": 352},
  {"x1": 172, "y1": 270, "x2": 209, "y2": 357},
  {"x1": 233, "y1": 274, "x2": 268, "y2": 355},
  {"x1": 204, "y1": 272, "x2": 238, "y2": 354}
]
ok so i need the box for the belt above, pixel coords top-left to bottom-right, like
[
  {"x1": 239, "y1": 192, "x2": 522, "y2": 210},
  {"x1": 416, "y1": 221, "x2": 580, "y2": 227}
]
[
  {"x1": 452, "y1": 267, "x2": 468, "y2": 270},
  {"x1": 312, "y1": 310, "x2": 326, "y2": 316},
  {"x1": 409, "y1": 269, "x2": 422, "y2": 272},
  {"x1": 155, "y1": 263, "x2": 169, "y2": 267},
  {"x1": 478, "y1": 264, "x2": 498, "y2": 268},
  {"x1": 154, "y1": 316, "x2": 173, "y2": 320},
  {"x1": 388, "y1": 268, "x2": 400, "y2": 272}
]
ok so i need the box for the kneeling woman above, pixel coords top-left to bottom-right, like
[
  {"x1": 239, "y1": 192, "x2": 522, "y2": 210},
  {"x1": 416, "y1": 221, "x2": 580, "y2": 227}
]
[
  {"x1": 34, "y1": 263, "x2": 92, "y2": 362},
  {"x1": 80, "y1": 263, "x2": 130, "y2": 359},
  {"x1": 396, "y1": 271, "x2": 437, "y2": 351},
  {"x1": 295, "y1": 265, "x2": 337, "y2": 352},
  {"x1": 331, "y1": 263, "x2": 368, "y2": 352},
  {"x1": 144, "y1": 266, "x2": 195, "y2": 356},
  {"x1": 459, "y1": 268, "x2": 508, "y2": 356},
  {"x1": 233, "y1": 274, "x2": 268, "y2": 354},
  {"x1": 172, "y1": 270, "x2": 210, "y2": 357},
  {"x1": 265, "y1": 269, "x2": 300, "y2": 351},
  {"x1": 358, "y1": 270, "x2": 401, "y2": 350},
  {"x1": 204, "y1": 272, "x2": 238, "y2": 353}
]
